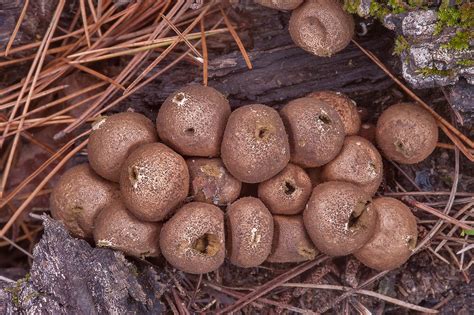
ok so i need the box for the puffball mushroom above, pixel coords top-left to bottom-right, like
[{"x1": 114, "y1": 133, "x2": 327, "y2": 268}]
[
  {"x1": 120, "y1": 143, "x2": 189, "y2": 222},
  {"x1": 280, "y1": 97, "x2": 345, "y2": 168},
  {"x1": 87, "y1": 112, "x2": 158, "y2": 182},
  {"x1": 50, "y1": 164, "x2": 119, "y2": 239},
  {"x1": 258, "y1": 163, "x2": 312, "y2": 215},
  {"x1": 156, "y1": 84, "x2": 231, "y2": 157},
  {"x1": 376, "y1": 103, "x2": 438, "y2": 164},
  {"x1": 304, "y1": 181, "x2": 378, "y2": 256},
  {"x1": 226, "y1": 197, "x2": 274, "y2": 268},
  {"x1": 93, "y1": 200, "x2": 161, "y2": 258},
  {"x1": 307, "y1": 91, "x2": 361, "y2": 135},
  {"x1": 160, "y1": 202, "x2": 225, "y2": 274},
  {"x1": 267, "y1": 215, "x2": 317, "y2": 263},
  {"x1": 187, "y1": 158, "x2": 242, "y2": 206},
  {"x1": 221, "y1": 104, "x2": 290, "y2": 183},
  {"x1": 289, "y1": 0, "x2": 354, "y2": 57},
  {"x1": 255, "y1": 0, "x2": 303, "y2": 10},
  {"x1": 321, "y1": 136, "x2": 383, "y2": 196},
  {"x1": 354, "y1": 197, "x2": 418, "y2": 271}
]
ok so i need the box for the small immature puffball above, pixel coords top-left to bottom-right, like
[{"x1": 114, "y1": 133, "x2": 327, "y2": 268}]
[
  {"x1": 50, "y1": 164, "x2": 119, "y2": 239},
  {"x1": 304, "y1": 181, "x2": 378, "y2": 256},
  {"x1": 354, "y1": 197, "x2": 418, "y2": 271},
  {"x1": 255, "y1": 0, "x2": 303, "y2": 10},
  {"x1": 187, "y1": 158, "x2": 241, "y2": 206},
  {"x1": 258, "y1": 163, "x2": 312, "y2": 215},
  {"x1": 321, "y1": 136, "x2": 383, "y2": 195},
  {"x1": 307, "y1": 91, "x2": 361, "y2": 135},
  {"x1": 87, "y1": 112, "x2": 158, "y2": 182},
  {"x1": 267, "y1": 215, "x2": 317, "y2": 263},
  {"x1": 156, "y1": 84, "x2": 231, "y2": 157},
  {"x1": 93, "y1": 200, "x2": 161, "y2": 258},
  {"x1": 120, "y1": 143, "x2": 189, "y2": 222},
  {"x1": 160, "y1": 202, "x2": 225, "y2": 274},
  {"x1": 226, "y1": 197, "x2": 274, "y2": 267},
  {"x1": 376, "y1": 103, "x2": 438, "y2": 164},
  {"x1": 280, "y1": 97, "x2": 345, "y2": 168},
  {"x1": 221, "y1": 104, "x2": 290, "y2": 183},
  {"x1": 289, "y1": 0, "x2": 355, "y2": 57}
]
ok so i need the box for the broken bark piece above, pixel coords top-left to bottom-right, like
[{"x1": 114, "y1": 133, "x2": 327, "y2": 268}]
[{"x1": 0, "y1": 215, "x2": 167, "y2": 314}]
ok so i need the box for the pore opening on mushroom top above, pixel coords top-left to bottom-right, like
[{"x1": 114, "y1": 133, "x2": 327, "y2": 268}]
[
  {"x1": 192, "y1": 233, "x2": 220, "y2": 256},
  {"x1": 284, "y1": 181, "x2": 296, "y2": 195},
  {"x1": 318, "y1": 114, "x2": 331, "y2": 124},
  {"x1": 185, "y1": 127, "x2": 195, "y2": 135}
]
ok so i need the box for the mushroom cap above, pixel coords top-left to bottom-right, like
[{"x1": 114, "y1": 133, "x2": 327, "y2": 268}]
[
  {"x1": 93, "y1": 199, "x2": 161, "y2": 258},
  {"x1": 160, "y1": 202, "x2": 225, "y2": 274},
  {"x1": 50, "y1": 164, "x2": 119, "y2": 238},
  {"x1": 221, "y1": 104, "x2": 290, "y2": 183},
  {"x1": 267, "y1": 215, "x2": 317, "y2": 263},
  {"x1": 321, "y1": 136, "x2": 383, "y2": 195},
  {"x1": 87, "y1": 112, "x2": 158, "y2": 182},
  {"x1": 258, "y1": 163, "x2": 312, "y2": 215},
  {"x1": 226, "y1": 197, "x2": 274, "y2": 268},
  {"x1": 289, "y1": 0, "x2": 354, "y2": 57},
  {"x1": 354, "y1": 197, "x2": 418, "y2": 271},
  {"x1": 280, "y1": 97, "x2": 345, "y2": 168},
  {"x1": 120, "y1": 143, "x2": 189, "y2": 222},
  {"x1": 376, "y1": 103, "x2": 438, "y2": 164},
  {"x1": 304, "y1": 181, "x2": 378, "y2": 256},
  {"x1": 156, "y1": 84, "x2": 231, "y2": 157},
  {"x1": 307, "y1": 91, "x2": 360, "y2": 135},
  {"x1": 187, "y1": 158, "x2": 242, "y2": 206},
  {"x1": 255, "y1": 0, "x2": 303, "y2": 10}
]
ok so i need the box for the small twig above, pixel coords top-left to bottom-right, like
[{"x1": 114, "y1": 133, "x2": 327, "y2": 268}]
[
  {"x1": 0, "y1": 235, "x2": 33, "y2": 259},
  {"x1": 0, "y1": 275, "x2": 15, "y2": 283},
  {"x1": 200, "y1": 18, "x2": 208, "y2": 86}
]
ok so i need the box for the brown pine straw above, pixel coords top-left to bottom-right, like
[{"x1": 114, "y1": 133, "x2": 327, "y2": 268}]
[
  {"x1": 0, "y1": 85, "x2": 68, "y2": 111},
  {"x1": 0, "y1": 0, "x2": 67, "y2": 199},
  {"x1": 64, "y1": 59, "x2": 125, "y2": 90},
  {"x1": 218, "y1": 256, "x2": 329, "y2": 313},
  {"x1": 0, "y1": 136, "x2": 89, "y2": 238},
  {"x1": 160, "y1": 13, "x2": 203, "y2": 59},
  {"x1": 351, "y1": 40, "x2": 474, "y2": 153},
  {"x1": 0, "y1": 130, "x2": 91, "y2": 210},
  {"x1": 80, "y1": 0, "x2": 92, "y2": 47},
  {"x1": 219, "y1": 7, "x2": 253, "y2": 70},
  {"x1": 281, "y1": 283, "x2": 438, "y2": 314},
  {"x1": 4, "y1": 0, "x2": 29, "y2": 56},
  {"x1": 200, "y1": 18, "x2": 209, "y2": 86}
]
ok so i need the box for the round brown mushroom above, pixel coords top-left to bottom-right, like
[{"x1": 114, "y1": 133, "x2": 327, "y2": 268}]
[
  {"x1": 255, "y1": 0, "x2": 303, "y2": 10},
  {"x1": 376, "y1": 103, "x2": 438, "y2": 164},
  {"x1": 304, "y1": 181, "x2": 378, "y2": 256},
  {"x1": 321, "y1": 136, "x2": 383, "y2": 195},
  {"x1": 354, "y1": 197, "x2": 418, "y2": 271},
  {"x1": 87, "y1": 112, "x2": 158, "y2": 182},
  {"x1": 289, "y1": 0, "x2": 354, "y2": 57},
  {"x1": 307, "y1": 91, "x2": 361, "y2": 135},
  {"x1": 93, "y1": 200, "x2": 161, "y2": 258},
  {"x1": 267, "y1": 215, "x2": 317, "y2": 263},
  {"x1": 221, "y1": 104, "x2": 290, "y2": 183},
  {"x1": 187, "y1": 158, "x2": 241, "y2": 206},
  {"x1": 258, "y1": 163, "x2": 312, "y2": 215},
  {"x1": 156, "y1": 84, "x2": 231, "y2": 157},
  {"x1": 280, "y1": 97, "x2": 345, "y2": 168},
  {"x1": 120, "y1": 143, "x2": 189, "y2": 222},
  {"x1": 226, "y1": 197, "x2": 274, "y2": 267},
  {"x1": 160, "y1": 202, "x2": 225, "y2": 274},
  {"x1": 50, "y1": 164, "x2": 119, "y2": 238}
]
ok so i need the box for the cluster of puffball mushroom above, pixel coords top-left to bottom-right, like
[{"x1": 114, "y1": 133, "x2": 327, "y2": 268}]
[{"x1": 50, "y1": 84, "x2": 439, "y2": 274}]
